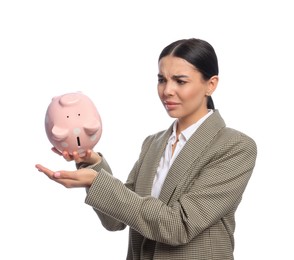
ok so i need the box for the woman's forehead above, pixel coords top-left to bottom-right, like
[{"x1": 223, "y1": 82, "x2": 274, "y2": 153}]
[{"x1": 158, "y1": 56, "x2": 197, "y2": 75}]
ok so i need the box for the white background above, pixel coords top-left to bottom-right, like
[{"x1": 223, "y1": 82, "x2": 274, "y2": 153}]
[{"x1": 0, "y1": 0, "x2": 293, "y2": 259}]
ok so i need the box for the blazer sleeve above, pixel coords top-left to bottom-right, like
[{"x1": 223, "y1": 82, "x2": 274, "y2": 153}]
[
  {"x1": 85, "y1": 131, "x2": 257, "y2": 245},
  {"x1": 83, "y1": 136, "x2": 153, "y2": 231},
  {"x1": 77, "y1": 153, "x2": 127, "y2": 231}
]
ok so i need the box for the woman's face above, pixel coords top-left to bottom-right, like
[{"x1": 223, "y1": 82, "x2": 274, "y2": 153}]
[{"x1": 158, "y1": 55, "x2": 218, "y2": 127}]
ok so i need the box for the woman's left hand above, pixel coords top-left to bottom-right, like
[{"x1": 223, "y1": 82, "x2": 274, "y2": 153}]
[
  {"x1": 51, "y1": 147, "x2": 102, "y2": 165},
  {"x1": 35, "y1": 164, "x2": 98, "y2": 188}
]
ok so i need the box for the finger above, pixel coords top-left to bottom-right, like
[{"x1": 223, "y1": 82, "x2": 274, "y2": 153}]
[
  {"x1": 53, "y1": 170, "x2": 79, "y2": 180},
  {"x1": 35, "y1": 164, "x2": 77, "y2": 188},
  {"x1": 62, "y1": 151, "x2": 73, "y2": 161},
  {"x1": 51, "y1": 147, "x2": 62, "y2": 156},
  {"x1": 85, "y1": 149, "x2": 92, "y2": 160},
  {"x1": 72, "y1": 151, "x2": 85, "y2": 163},
  {"x1": 35, "y1": 164, "x2": 56, "y2": 179},
  {"x1": 72, "y1": 151, "x2": 80, "y2": 160}
]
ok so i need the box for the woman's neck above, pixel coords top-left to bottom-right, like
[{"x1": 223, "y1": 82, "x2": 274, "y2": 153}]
[{"x1": 177, "y1": 109, "x2": 209, "y2": 134}]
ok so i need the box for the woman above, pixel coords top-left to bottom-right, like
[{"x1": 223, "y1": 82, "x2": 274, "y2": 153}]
[{"x1": 36, "y1": 38, "x2": 257, "y2": 260}]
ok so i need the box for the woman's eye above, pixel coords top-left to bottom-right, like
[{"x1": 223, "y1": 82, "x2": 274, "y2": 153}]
[
  {"x1": 177, "y1": 80, "x2": 186, "y2": 85},
  {"x1": 158, "y1": 78, "x2": 166, "y2": 84}
]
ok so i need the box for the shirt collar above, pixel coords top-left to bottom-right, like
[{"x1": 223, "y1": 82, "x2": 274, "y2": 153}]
[{"x1": 170, "y1": 109, "x2": 213, "y2": 143}]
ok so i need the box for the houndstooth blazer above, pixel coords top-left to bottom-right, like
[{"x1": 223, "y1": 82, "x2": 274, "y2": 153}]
[{"x1": 85, "y1": 110, "x2": 257, "y2": 260}]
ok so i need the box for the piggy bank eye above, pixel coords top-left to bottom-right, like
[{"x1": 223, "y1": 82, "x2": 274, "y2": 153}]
[
  {"x1": 67, "y1": 115, "x2": 69, "y2": 118},
  {"x1": 78, "y1": 114, "x2": 81, "y2": 116}
]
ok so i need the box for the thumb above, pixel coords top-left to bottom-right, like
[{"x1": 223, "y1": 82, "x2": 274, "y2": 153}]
[
  {"x1": 53, "y1": 171, "x2": 61, "y2": 178},
  {"x1": 53, "y1": 170, "x2": 76, "y2": 180}
]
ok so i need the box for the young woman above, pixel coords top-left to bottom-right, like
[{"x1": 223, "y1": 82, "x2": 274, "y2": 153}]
[{"x1": 36, "y1": 38, "x2": 257, "y2": 260}]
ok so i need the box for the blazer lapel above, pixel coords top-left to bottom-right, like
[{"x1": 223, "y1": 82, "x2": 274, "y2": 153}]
[
  {"x1": 159, "y1": 110, "x2": 226, "y2": 204},
  {"x1": 135, "y1": 126, "x2": 173, "y2": 197}
]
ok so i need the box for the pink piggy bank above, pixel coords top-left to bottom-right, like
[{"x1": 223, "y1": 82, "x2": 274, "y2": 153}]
[{"x1": 45, "y1": 92, "x2": 102, "y2": 156}]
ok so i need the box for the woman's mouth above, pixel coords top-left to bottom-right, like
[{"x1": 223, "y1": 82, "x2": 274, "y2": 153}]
[{"x1": 164, "y1": 101, "x2": 180, "y2": 110}]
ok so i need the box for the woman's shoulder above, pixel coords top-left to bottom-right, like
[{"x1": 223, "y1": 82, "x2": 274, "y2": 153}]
[
  {"x1": 222, "y1": 126, "x2": 255, "y2": 142},
  {"x1": 216, "y1": 126, "x2": 257, "y2": 155},
  {"x1": 208, "y1": 110, "x2": 257, "y2": 147}
]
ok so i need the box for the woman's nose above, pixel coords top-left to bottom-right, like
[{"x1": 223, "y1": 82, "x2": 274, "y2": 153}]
[{"x1": 163, "y1": 81, "x2": 175, "y2": 96}]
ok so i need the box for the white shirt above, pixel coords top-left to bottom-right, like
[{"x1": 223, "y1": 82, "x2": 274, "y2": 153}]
[{"x1": 151, "y1": 110, "x2": 213, "y2": 198}]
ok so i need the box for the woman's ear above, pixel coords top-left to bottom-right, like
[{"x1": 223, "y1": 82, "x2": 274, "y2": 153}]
[{"x1": 206, "y1": 75, "x2": 219, "y2": 96}]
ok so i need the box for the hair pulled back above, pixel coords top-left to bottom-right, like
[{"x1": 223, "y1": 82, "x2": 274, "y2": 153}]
[{"x1": 158, "y1": 38, "x2": 218, "y2": 109}]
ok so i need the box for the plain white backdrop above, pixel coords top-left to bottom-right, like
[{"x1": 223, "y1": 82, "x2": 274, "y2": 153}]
[{"x1": 0, "y1": 0, "x2": 293, "y2": 259}]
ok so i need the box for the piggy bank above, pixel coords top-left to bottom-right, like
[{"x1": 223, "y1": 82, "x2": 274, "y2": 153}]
[{"x1": 45, "y1": 92, "x2": 102, "y2": 156}]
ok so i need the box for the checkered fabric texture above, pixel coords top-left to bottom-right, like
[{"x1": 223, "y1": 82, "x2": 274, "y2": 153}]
[{"x1": 85, "y1": 110, "x2": 257, "y2": 260}]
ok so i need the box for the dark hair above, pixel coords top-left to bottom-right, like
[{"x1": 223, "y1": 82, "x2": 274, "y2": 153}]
[{"x1": 158, "y1": 38, "x2": 218, "y2": 109}]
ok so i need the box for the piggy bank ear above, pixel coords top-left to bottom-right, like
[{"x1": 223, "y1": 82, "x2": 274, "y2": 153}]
[
  {"x1": 84, "y1": 121, "x2": 101, "y2": 135},
  {"x1": 51, "y1": 126, "x2": 69, "y2": 141}
]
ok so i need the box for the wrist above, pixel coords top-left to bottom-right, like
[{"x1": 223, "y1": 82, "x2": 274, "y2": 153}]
[{"x1": 89, "y1": 151, "x2": 102, "y2": 165}]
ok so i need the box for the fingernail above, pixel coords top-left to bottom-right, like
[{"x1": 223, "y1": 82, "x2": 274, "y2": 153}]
[{"x1": 54, "y1": 172, "x2": 61, "y2": 178}]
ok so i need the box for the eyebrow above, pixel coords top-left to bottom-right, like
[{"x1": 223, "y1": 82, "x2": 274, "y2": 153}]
[
  {"x1": 172, "y1": 75, "x2": 189, "y2": 80},
  {"x1": 157, "y1": 74, "x2": 189, "y2": 79}
]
